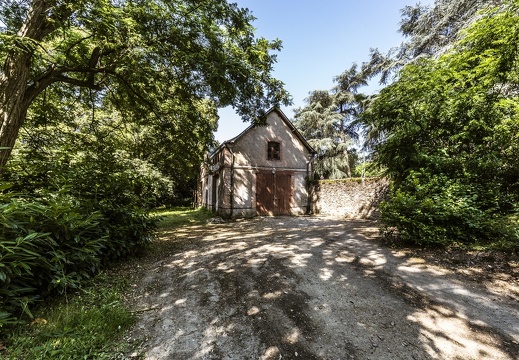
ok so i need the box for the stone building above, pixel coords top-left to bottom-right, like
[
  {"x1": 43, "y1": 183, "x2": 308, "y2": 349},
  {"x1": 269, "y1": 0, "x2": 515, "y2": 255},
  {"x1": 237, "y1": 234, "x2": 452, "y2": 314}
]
[{"x1": 199, "y1": 108, "x2": 316, "y2": 218}]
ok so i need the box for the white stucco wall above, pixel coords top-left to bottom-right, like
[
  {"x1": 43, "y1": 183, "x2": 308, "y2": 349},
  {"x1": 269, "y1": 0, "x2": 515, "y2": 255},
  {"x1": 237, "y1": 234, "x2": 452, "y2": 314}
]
[
  {"x1": 232, "y1": 111, "x2": 310, "y2": 170},
  {"x1": 202, "y1": 109, "x2": 314, "y2": 218}
]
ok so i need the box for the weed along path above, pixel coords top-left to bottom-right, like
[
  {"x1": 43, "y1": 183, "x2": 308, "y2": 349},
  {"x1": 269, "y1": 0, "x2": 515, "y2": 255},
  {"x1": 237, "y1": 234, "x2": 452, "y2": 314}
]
[{"x1": 124, "y1": 216, "x2": 519, "y2": 359}]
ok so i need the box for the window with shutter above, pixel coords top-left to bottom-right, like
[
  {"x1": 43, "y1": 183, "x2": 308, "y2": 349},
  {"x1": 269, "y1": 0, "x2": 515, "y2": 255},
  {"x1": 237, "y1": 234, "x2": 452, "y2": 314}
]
[{"x1": 267, "y1": 141, "x2": 281, "y2": 160}]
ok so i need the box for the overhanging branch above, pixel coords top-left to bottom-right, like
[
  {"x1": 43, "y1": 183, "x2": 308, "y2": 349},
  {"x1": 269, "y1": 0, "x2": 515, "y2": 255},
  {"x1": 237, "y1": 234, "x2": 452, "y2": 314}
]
[{"x1": 53, "y1": 75, "x2": 103, "y2": 90}]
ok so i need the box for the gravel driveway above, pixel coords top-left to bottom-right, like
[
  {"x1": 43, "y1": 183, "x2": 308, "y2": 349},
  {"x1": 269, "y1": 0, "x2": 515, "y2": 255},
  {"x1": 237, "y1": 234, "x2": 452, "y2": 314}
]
[{"x1": 126, "y1": 216, "x2": 519, "y2": 359}]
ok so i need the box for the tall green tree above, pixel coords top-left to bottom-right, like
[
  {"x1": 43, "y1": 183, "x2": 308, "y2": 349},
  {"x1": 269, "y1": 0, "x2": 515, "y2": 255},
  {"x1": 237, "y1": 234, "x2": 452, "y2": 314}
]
[
  {"x1": 362, "y1": 0, "x2": 519, "y2": 247},
  {"x1": 366, "y1": 0, "x2": 504, "y2": 83},
  {"x1": 294, "y1": 90, "x2": 350, "y2": 178},
  {"x1": 0, "y1": 0, "x2": 290, "y2": 171},
  {"x1": 294, "y1": 64, "x2": 366, "y2": 178}
]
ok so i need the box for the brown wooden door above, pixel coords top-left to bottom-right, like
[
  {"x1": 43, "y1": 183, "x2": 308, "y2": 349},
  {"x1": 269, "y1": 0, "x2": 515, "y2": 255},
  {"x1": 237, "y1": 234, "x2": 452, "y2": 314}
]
[
  {"x1": 256, "y1": 172, "x2": 274, "y2": 215},
  {"x1": 275, "y1": 173, "x2": 292, "y2": 215},
  {"x1": 256, "y1": 171, "x2": 292, "y2": 216}
]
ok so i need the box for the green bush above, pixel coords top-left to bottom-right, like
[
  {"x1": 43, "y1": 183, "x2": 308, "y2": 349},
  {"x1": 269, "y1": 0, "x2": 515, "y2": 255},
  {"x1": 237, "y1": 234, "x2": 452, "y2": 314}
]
[
  {"x1": 0, "y1": 192, "x2": 106, "y2": 326},
  {"x1": 6, "y1": 146, "x2": 175, "y2": 209},
  {"x1": 0, "y1": 169, "x2": 157, "y2": 328},
  {"x1": 362, "y1": 3, "x2": 519, "y2": 249},
  {"x1": 0, "y1": 123, "x2": 169, "y2": 329},
  {"x1": 354, "y1": 161, "x2": 385, "y2": 178},
  {"x1": 380, "y1": 171, "x2": 519, "y2": 248}
]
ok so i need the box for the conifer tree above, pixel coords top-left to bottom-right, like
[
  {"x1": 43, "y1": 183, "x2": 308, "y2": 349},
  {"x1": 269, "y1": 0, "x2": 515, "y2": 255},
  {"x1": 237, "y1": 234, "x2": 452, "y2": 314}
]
[
  {"x1": 366, "y1": 0, "x2": 504, "y2": 83},
  {"x1": 294, "y1": 65, "x2": 366, "y2": 178}
]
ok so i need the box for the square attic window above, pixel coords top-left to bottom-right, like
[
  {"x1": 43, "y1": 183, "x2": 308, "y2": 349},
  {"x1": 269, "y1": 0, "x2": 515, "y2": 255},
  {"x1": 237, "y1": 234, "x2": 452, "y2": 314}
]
[{"x1": 267, "y1": 141, "x2": 281, "y2": 160}]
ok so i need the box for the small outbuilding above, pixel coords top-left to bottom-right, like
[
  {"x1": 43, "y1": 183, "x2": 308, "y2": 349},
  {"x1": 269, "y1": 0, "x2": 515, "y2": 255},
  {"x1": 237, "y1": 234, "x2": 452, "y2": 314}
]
[{"x1": 199, "y1": 108, "x2": 316, "y2": 218}]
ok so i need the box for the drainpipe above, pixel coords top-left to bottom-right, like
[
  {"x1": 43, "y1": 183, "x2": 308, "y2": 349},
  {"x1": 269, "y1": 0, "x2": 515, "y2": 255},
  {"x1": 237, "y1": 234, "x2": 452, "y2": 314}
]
[
  {"x1": 225, "y1": 143, "x2": 235, "y2": 218},
  {"x1": 306, "y1": 154, "x2": 316, "y2": 214}
]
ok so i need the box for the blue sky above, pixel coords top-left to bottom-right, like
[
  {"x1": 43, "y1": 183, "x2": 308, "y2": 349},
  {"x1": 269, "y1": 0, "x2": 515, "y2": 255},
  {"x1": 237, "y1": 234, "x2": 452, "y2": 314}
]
[{"x1": 214, "y1": 0, "x2": 433, "y2": 142}]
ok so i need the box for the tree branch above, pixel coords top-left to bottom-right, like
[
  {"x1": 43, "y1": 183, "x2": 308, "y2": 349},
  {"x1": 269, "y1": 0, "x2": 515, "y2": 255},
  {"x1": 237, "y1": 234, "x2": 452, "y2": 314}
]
[
  {"x1": 23, "y1": 65, "x2": 104, "y2": 105},
  {"x1": 100, "y1": 68, "x2": 163, "y2": 119},
  {"x1": 52, "y1": 75, "x2": 103, "y2": 91},
  {"x1": 64, "y1": 35, "x2": 95, "y2": 59}
]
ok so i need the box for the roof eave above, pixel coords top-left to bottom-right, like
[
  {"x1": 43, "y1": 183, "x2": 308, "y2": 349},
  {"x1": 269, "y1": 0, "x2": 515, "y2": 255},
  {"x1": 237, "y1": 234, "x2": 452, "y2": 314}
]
[{"x1": 212, "y1": 107, "x2": 316, "y2": 157}]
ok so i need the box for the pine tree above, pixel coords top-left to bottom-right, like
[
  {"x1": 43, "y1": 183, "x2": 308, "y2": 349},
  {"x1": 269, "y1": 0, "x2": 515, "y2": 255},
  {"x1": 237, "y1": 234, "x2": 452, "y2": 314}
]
[
  {"x1": 366, "y1": 0, "x2": 504, "y2": 83},
  {"x1": 294, "y1": 65, "x2": 366, "y2": 179}
]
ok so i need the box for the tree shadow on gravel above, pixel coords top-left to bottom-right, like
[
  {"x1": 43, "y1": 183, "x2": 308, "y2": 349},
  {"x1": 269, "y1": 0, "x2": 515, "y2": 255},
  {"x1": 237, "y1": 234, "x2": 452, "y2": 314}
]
[{"x1": 126, "y1": 216, "x2": 519, "y2": 360}]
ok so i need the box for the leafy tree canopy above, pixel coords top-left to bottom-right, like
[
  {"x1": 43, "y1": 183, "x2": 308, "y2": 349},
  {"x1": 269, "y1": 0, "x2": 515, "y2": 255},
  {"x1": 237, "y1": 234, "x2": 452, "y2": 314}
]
[
  {"x1": 0, "y1": 0, "x2": 291, "y2": 170},
  {"x1": 0, "y1": 0, "x2": 293, "y2": 322},
  {"x1": 365, "y1": 0, "x2": 504, "y2": 83},
  {"x1": 362, "y1": 0, "x2": 519, "y2": 247}
]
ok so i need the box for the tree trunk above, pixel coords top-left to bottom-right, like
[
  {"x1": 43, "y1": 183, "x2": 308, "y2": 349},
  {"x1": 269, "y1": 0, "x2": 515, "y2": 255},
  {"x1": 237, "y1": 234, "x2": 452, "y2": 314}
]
[
  {"x1": 0, "y1": 85, "x2": 31, "y2": 171},
  {"x1": 0, "y1": 0, "x2": 51, "y2": 172},
  {"x1": 344, "y1": 149, "x2": 351, "y2": 178},
  {"x1": 0, "y1": 51, "x2": 35, "y2": 172},
  {"x1": 0, "y1": 39, "x2": 35, "y2": 170}
]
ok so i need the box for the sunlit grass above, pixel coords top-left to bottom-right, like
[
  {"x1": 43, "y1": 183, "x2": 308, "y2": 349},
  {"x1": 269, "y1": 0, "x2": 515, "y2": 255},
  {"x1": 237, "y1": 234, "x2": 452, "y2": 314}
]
[{"x1": 152, "y1": 206, "x2": 215, "y2": 229}]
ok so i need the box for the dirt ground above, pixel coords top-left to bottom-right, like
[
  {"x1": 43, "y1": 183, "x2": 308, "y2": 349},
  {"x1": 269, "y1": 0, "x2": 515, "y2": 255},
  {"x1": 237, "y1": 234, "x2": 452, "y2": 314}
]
[{"x1": 122, "y1": 216, "x2": 519, "y2": 360}]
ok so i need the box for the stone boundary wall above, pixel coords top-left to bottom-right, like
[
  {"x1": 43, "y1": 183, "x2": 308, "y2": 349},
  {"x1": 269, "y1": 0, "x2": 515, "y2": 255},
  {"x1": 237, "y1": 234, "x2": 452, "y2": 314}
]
[{"x1": 312, "y1": 177, "x2": 389, "y2": 219}]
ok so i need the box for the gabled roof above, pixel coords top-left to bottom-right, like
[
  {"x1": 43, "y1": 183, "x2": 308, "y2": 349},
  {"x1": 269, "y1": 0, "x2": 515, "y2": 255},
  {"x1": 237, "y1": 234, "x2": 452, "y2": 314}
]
[{"x1": 212, "y1": 107, "x2": 316, "y2": 157}]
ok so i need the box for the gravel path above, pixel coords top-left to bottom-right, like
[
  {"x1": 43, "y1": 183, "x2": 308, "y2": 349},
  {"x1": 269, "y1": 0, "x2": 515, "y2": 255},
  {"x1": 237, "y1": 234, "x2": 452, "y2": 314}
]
[{"x1": 125, "y1": 216, "x2": 519, "y2": 359}]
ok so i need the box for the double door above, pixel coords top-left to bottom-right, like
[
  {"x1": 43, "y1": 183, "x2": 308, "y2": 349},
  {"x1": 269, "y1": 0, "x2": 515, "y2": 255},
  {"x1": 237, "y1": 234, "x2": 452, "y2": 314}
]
[{"x1": 256, "y1": 171, "x2": 292, "y2": 216}]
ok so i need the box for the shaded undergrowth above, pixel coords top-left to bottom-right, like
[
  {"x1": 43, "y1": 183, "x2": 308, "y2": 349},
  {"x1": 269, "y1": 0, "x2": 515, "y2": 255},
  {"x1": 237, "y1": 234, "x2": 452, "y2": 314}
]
[
  {"x1": 1, "y1": 207, "x2": 212, "y2": 359},
  {"x1": 1, "y1": 273, "x2": 135, "y2": 359}
]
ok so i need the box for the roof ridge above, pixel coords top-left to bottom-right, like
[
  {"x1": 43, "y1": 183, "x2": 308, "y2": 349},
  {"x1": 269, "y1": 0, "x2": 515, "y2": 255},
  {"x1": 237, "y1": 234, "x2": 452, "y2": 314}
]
[{"x1": 211, "y1": 107, "x2": 316, "y2": 156}]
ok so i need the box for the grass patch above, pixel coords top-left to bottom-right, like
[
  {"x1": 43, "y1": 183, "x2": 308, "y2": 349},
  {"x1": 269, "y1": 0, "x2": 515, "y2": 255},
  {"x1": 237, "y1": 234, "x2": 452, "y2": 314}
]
[
  {"x1": 0, "y1": 272, "x2": 136, "y2": 360},
  {"x1": 152, "y1": 206, "x2": 215, "y2": 229}
]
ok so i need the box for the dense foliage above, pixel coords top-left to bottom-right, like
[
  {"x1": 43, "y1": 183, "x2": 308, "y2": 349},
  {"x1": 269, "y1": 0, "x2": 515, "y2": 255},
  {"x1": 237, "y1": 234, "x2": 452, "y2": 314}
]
[
  {"x1": 1, "y1": 207, "x2": 219, "y2": 358},
  {"x1": 294, "y1": 65, "x2": 366, "y2": 178},
  {"x1": 366, "y1": 0, "x2": 504, "y2": 83},
  {"x1": 0, "y1": 180, "x2": 157, "y2": 327},
  {"x1": 363, "y1": 1, "x2": 519, "y2": 247},
  {"x1": 0, "y1": 0, "x2": 290, "y2": 327},
  {"x1": 0, "y1": 0, "x2": 290, "y2": 169}
]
